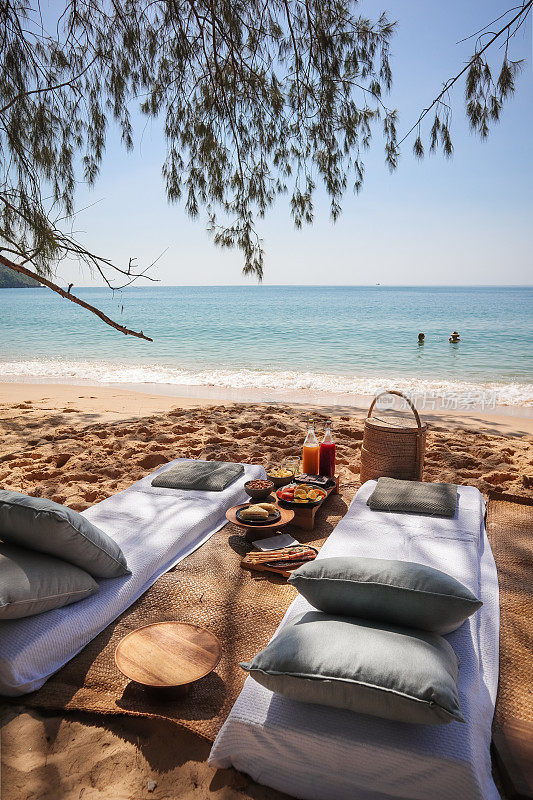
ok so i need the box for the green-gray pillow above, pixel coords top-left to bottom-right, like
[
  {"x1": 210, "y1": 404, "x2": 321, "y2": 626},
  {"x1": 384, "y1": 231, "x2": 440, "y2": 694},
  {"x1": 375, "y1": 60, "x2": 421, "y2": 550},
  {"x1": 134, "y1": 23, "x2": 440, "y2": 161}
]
[
  {"x1": 367, "y1": 477, "x2": 458, "y2": 517},
  {"x1": 0, "y1": 543, "x2": 98, "y2": 619},
  {"x1": 288, "y1": 557, "x2": 481, "y2": 634},
  {"x1": 241, "y1": 611, "x2": 464, "y2": 725},
  {"x1": 151, "y1": 460, "x2": 244, "y2": 491},
  {"x1": 0, "y1": 490, "x2": 129, "y2": 578}
]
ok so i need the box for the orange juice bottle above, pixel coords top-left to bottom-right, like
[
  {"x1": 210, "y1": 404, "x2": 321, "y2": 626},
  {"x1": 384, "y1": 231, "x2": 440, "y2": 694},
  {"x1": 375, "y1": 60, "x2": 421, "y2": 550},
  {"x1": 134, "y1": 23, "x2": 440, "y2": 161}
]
[{"x1": 302, "y1": 418, "x2": 319, "y2": 475}]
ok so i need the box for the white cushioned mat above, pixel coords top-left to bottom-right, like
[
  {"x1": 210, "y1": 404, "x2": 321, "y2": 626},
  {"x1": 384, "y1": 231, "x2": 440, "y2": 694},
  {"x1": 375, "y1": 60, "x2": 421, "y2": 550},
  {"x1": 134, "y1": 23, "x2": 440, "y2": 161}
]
[
  {"x1": 209, "y1": 481, "x2": 500, "y2": 800},
  {"x1": 0, "y1": 459, "x2": 265, "y2": 695}
]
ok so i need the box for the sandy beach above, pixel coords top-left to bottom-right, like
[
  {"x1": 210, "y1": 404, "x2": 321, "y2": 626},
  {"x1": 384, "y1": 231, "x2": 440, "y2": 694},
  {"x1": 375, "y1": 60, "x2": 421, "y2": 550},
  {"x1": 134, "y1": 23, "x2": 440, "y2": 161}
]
[{"x1": 1, "y1": 381, "x2": 532, "y2": 800}]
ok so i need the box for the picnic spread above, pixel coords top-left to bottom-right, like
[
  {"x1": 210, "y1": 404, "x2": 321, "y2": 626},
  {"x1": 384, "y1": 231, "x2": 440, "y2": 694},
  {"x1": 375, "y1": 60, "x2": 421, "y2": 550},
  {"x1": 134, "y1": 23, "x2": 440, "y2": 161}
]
[{"x1": 7, "y1": 477, "x2": 350, "y2": 742}]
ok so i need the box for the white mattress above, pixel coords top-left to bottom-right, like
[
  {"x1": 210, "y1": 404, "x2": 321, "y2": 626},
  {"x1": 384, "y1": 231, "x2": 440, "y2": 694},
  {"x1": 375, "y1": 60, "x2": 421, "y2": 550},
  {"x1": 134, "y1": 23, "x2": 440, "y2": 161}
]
[
  {"x1": 209, "y1": 481, "x2": 500, "y2": 800},
  {"x1": 0, "y1": 459, "x2": 265, "y2": 695}
]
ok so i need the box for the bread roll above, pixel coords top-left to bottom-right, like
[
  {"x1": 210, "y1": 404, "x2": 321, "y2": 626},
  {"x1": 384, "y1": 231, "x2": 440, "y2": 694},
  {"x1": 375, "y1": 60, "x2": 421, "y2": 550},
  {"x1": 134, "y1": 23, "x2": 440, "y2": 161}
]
[{"x1": 240, "y1": 505, "x2": 269, "y2": 520}]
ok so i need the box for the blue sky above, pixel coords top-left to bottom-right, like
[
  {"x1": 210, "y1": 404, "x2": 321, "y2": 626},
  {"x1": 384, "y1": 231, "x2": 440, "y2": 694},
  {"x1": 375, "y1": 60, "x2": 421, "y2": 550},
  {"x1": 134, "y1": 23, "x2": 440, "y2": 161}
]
[{"x1": 62, "y1": 1, "x2": 532, "y2": 287}]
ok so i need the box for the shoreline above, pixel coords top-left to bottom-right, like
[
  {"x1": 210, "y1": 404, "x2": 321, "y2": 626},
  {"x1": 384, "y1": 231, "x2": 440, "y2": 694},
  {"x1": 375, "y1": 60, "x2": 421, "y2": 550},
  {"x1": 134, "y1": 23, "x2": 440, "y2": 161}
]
[
  {"x1": 1, "y1": 380, "x2": 532, "y2": 436},
  {"x1": 3, "y1": 374, "x2": 533, "y2": 418},
  {"x1": 1, "y1": 364, "x2": 532, "y2": 413}
]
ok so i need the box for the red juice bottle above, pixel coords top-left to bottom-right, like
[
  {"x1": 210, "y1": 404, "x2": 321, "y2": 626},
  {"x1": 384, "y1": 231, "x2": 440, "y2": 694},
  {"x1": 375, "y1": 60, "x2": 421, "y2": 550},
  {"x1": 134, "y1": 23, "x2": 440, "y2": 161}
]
[{"x1": 319, "y1": 420, "x2": 336, "y2": 479}]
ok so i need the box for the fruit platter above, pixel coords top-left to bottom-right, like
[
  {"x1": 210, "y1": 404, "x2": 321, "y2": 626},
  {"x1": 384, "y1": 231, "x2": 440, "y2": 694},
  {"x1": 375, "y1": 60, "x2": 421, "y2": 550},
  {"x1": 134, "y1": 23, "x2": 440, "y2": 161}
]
[{"x1": 276, "y1": 483, "x2": 328, "y2": 508}]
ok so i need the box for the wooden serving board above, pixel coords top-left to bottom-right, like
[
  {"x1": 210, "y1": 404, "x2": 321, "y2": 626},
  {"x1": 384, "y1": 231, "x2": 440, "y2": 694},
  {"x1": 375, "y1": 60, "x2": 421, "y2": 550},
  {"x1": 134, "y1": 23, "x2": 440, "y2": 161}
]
[
  {"x1": 114, "y1": 621, "x2": 221, "y2": 694},
  {"x1": 240, "y1": 560, "x2": 307, "y2": 578},
  {"x1": 226, "y1": 503, "x2": 295, "y2": 540}
]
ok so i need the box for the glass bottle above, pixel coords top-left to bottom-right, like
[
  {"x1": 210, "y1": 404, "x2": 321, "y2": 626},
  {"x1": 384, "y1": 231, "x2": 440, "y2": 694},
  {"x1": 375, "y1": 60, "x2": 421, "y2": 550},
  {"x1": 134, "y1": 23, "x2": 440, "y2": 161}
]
[
  {"x1": 302, "y1": 418, "x2": 319, "y2": 475},
  {"x1": 319, "y1": 420, "x2": 336, "y2": 478}
]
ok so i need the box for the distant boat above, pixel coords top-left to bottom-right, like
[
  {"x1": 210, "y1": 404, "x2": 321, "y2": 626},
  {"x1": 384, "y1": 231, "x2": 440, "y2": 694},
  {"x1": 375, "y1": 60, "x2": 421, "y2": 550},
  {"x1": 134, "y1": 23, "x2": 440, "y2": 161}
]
[{"x1": 376, "y1": 282, "x2": 381, "y2": 286}]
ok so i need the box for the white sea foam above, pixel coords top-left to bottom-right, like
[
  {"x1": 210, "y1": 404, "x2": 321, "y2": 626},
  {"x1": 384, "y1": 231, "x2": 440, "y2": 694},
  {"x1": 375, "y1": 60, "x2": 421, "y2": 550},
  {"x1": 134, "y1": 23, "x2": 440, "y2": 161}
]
[{"x1": 1, "y1": 358, "x2": 532, "y2": 407}]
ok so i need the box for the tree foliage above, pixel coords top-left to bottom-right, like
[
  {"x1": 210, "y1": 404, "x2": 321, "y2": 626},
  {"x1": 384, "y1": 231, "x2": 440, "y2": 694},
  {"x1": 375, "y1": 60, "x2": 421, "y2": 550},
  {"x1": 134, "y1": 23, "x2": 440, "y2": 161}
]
[
  {"x1": 1, "y1": 0, "x2": 396, "y2": 285},
  {"x1": 0, "y1": 1, "x2": 530, "y2": 337},
  {"x1": 403, "y1": 1, "x2": 531, "y2": 160}
]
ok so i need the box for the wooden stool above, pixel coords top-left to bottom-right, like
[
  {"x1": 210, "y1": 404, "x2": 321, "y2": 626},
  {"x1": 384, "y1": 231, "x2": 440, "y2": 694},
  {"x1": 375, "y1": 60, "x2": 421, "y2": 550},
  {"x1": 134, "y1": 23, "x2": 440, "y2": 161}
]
[
  {"x1": 115, "y1": 621, "x2": 221, "y2": 697},
  {"x1": 289, "y1": 477, "x2": 339, "y2": 531}
]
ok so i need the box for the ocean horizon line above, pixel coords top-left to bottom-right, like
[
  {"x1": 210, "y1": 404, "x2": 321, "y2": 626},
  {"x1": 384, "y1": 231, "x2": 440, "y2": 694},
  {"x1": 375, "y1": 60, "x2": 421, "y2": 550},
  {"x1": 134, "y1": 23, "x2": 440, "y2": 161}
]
[{"x1": 5, "y1": 283, "x2": 533, "y2": 290}]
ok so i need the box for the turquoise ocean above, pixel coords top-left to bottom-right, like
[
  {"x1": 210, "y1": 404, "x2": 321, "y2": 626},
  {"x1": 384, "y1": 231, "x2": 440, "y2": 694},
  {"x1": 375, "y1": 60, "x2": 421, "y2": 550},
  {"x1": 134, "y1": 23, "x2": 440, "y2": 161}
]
[{"x1": 1, "y1": 285, "x2": 532, "y2": 407}]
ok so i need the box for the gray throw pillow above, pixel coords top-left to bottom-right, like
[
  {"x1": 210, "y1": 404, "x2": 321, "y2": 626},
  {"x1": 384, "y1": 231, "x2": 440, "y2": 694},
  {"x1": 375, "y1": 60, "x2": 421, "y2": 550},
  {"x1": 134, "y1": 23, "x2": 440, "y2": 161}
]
[
  {"x1": 367, "y1": 477, "x2": 458, "y2": 517},
  {"x1": 0, "y1": 490, "x2": 129, "y2": 578},
  {"x1": 289, "y1": 557, "x2": 481, "y2": 634},
  {"x1": 151, "y1": 460, "x2": 244, "y2": 491},
  {"x1": 0, "y1": 543, "x2": 98, "y2": 619},
  {"x1": 241, "y1": 611, "x2": 464, "y2": 725}
]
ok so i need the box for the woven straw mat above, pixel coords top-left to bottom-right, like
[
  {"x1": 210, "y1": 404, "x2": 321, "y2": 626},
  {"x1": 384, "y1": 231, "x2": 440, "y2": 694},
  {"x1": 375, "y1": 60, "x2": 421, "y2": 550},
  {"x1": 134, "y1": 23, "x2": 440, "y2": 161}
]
[{"x1": 486, "y1": 493, "x2": 533, "y2": 727}]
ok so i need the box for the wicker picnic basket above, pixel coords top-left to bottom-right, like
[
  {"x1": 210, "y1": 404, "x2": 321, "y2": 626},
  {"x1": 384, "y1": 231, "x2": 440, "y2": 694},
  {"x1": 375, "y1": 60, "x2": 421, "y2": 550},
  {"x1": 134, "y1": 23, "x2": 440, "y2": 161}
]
[{"x1": 360, "y1": 390, "x2": 427, "y2": 484}]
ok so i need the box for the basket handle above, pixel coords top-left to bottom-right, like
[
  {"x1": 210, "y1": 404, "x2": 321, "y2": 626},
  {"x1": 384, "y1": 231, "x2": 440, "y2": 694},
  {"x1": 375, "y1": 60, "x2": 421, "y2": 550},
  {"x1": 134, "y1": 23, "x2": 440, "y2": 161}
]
[
  {"x1": 367, "y1": 390, "x2": 423, "y2": 429},
  {"x1": 367, "y1": 390, "x2": 424, "y2": 479}
]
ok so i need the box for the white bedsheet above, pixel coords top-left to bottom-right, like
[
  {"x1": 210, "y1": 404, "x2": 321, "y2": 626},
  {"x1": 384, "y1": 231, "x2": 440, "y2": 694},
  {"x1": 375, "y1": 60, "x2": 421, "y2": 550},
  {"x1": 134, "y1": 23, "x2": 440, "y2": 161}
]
[
  {"x1": 209, "y1": 481, "x2": 500, "y2": 800},
  {"x1": 0, "y1": 459, "x2": 265, "y2": 696}
]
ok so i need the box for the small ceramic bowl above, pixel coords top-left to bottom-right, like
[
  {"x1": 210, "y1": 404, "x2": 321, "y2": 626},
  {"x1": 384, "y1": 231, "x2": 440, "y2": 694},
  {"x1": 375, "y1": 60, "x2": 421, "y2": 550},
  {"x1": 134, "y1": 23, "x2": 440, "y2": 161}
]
[
  {"x1": 244, "y1": 479, "x2": 275, "y2": 500},
  {"x1": 266, "y1": 469, "x2": 295, "y2": 488},
  {"x1": 244, "y1": 478, "x2": 274, "y2": 500}
]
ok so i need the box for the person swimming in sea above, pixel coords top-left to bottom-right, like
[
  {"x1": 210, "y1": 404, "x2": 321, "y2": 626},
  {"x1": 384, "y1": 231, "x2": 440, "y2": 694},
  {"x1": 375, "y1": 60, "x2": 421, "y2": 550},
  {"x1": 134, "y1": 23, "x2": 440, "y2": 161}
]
[
  {"x1": 418, "y1": 332, "x2": 425, "y2": 344},
  {"x1": 449, "y1": 330, "x2": 460, "y2": 343}
]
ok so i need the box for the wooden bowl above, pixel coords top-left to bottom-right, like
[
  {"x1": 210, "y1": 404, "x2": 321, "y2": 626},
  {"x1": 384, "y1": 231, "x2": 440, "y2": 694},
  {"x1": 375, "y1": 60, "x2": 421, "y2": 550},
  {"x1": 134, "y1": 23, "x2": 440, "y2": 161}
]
[
  {"x1": 115, "y1": 621, "x2": 221, "y2": 694},
  {"x1": 244, "y1": 479, "x2": 275, "y2": 500}
]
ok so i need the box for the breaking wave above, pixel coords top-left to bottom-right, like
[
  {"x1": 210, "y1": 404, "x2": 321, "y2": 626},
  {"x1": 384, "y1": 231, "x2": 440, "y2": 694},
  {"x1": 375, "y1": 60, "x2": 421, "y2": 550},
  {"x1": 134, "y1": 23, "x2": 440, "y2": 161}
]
[{"x1": 1, "y1": 358, "x2": 532, "y2": 407}]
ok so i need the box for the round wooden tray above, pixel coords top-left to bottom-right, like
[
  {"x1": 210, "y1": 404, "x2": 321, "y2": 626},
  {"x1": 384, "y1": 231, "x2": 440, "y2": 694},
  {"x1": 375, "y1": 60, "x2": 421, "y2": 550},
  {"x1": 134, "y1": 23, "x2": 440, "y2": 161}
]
[
  {"x1": 115, "y1": 621, "x2": 221, "y2": 694},
  {"x1": 226, "y1": 503, "x2": 294, "y2": 540}
]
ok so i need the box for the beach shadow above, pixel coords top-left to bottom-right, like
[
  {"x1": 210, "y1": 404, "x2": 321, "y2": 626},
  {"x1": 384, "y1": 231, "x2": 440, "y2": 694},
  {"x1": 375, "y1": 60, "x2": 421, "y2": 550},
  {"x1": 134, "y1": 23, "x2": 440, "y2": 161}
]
[
  {"x1": 227, "y1": 531, "x2": 252, "y2": 556},
  {"x1": 115, "y1": 669, "x2": 226, "y2": 720},
  {"x1": 11, "y1": 617, "x2": 118, "y2": 739},
  {"x1": 0, "y1": 701, "x2": 23, "y2": 730},
  {"x1": 210, "y1": 767, "x2": 294, "y2": 799},
  {"x1": 0, "y1": 704, "x2": 69, "y2": 800},
  {"x1": 5, "y1": 703, "x2": 216, "y2": 776}
]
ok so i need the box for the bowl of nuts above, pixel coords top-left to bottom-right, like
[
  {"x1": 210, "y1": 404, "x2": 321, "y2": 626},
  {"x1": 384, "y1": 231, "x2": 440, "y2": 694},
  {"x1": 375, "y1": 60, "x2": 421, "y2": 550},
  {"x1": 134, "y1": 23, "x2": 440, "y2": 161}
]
[{"x1": 244, "y1": 478, "x2": 275, "y2": 500}]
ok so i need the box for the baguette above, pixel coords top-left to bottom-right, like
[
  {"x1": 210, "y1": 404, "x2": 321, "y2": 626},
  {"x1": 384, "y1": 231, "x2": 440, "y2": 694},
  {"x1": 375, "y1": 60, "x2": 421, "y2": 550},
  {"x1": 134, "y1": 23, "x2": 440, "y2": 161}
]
[
  {"x1": 256, "y1": 503, "x2": 278, "y2": 513},
  {"x1": 243, "y1": 546, "x2": 316, "y2": 565}
]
